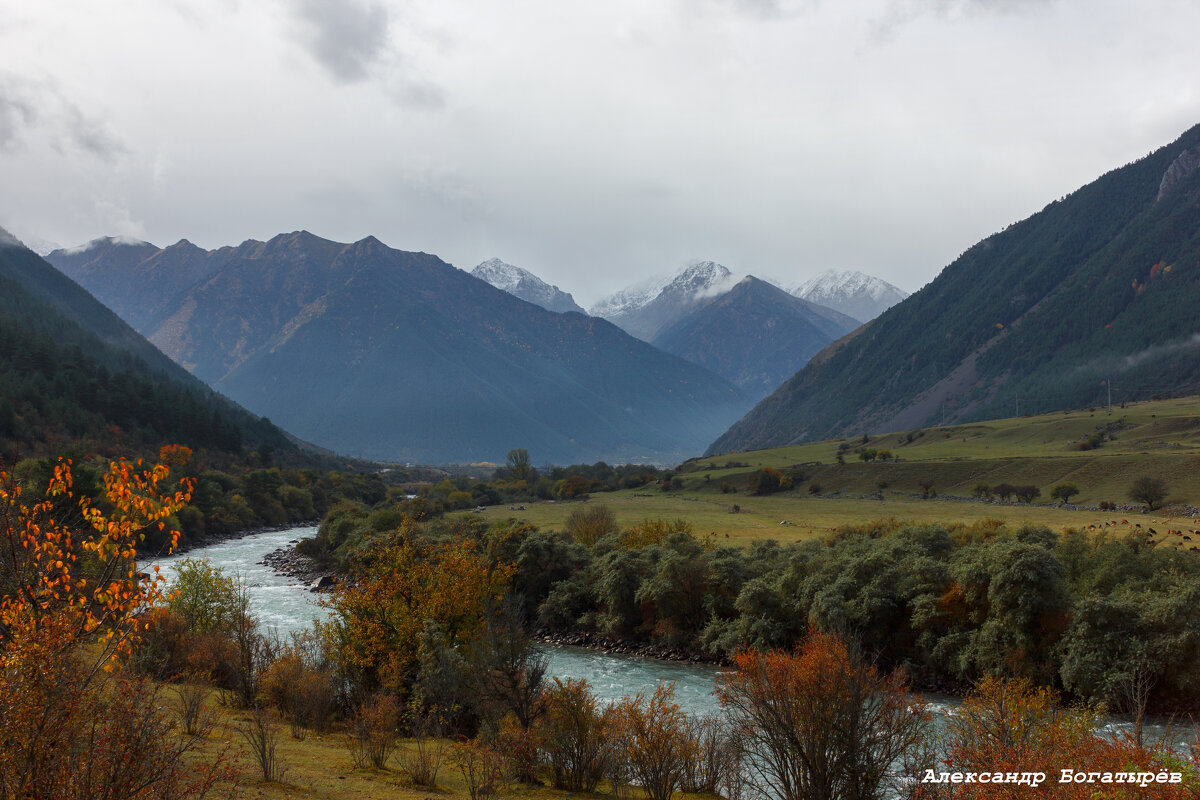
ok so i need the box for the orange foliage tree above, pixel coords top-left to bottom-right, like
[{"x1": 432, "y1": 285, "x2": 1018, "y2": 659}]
[
  {"x1": 0, "y1": 455, "x2": 226, "y2": 799},
  {"x1": 328, "y1": 531, "x2": 515, "y2": 695},
  {"x1": 921, "y1": 676, "x2": 1200, "y2": 799},
  {"x1": 610, "y1": 682, "x2": 695, "y2": 800},
  {"x1": 716, "y1": 631, "x2": 932, "y2": 800}
]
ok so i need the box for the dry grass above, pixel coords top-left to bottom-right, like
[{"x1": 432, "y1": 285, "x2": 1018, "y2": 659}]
[{"x1": 177, "y1": 685, "x2": 656, "y2": 800}]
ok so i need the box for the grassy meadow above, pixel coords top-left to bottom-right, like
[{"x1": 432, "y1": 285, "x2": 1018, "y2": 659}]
[{"x1": 476, "y1": 396, "x2": 1200, "y2": 547}]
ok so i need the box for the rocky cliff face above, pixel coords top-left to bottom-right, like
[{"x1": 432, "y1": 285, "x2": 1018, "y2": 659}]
[{"x1": 1158, "y1": 144, "x2": 1200, "y2": 200}]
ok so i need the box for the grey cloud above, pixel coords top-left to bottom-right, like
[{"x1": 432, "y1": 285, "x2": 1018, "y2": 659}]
[
  {"x1": 0, "y1": 75, "x2": 124, "y2": 159},
  {"x1": 0, "y1": 92, "x2": 36, "y2": 150},
  {"x1": 62, "y1": 104, "x2": 127, "y2": 161},
  {"x1": 389, "y1": 77, "x2": 445, "y2": 111},
  {"x1": 681, "y1": 0, "x2": 818, "y2": 20},
  {"x1": 869, "y1": 0, "x2": 1057, "y2": 42},
  {"x1": 291, "y1": 0, "x2": 391, "y2": 83}
]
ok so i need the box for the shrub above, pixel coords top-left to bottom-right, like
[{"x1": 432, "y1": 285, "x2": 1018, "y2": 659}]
[
  {"x1": 618, "y1": 518, "x2": 693, "y2": 549},
  {"x1": 239, "y1": 705, "x2": 286, "y2": 783},
  {"x1": 716, "y1": 632, "x2": 931, "y2": 800},
  {"x1": 993, "y1": 483, "x2": 1016, "y2": 501},
  {"x1": 450, "y1": 740, "x2": 509, "y2": 800},
  {"x1": 346, "y1": 693, "x2": 400, "y2": 770},
  {"x1": 397, "y1": 707, "x2": 446, "y2": 786},
  {"x1": 973, "y1": 482, "x2": 992, "y2": 499},
  {"x1": 565, "y1": 503, "x2": 617, "y2": 546},
  {"x1": 611, "y1": 683, "x2": 694, "y2": 800},
  {"x1": 130, "y1": 607, "x2": 191, "y2": 678},
  {"x1": 537, "y1": 678, "x2": 614, "y2": 792}
]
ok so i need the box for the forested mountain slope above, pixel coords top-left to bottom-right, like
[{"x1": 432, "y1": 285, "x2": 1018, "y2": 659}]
[
  {"x1": 710, "y1": 122, "x2": 1200, "y2": 454},
  {"x1": 0, "y1": 230, "x2": 292, "y2": 463}
]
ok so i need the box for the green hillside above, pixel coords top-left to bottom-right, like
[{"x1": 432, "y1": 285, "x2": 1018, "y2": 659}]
[
  {"x1": 710, "y1": 122, "x2": 1200, "y2": 454},
  {"x1": 0, "y1": 232, "x2": 293, "y2": 465}
]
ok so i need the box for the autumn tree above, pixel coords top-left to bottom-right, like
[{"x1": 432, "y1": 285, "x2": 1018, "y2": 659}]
[
  {"x1": 328, "y1": 532, "x2": 515, "y2": 695},
  {"x1": 716, "y1": 631, "x2": 932, "y2": 800},
  {"x1": 0, "y1": 455, "x2": 225, "y2": 799},
  {"x1": 928, "y1": 676, "x2": 1200, "y2": 799}
]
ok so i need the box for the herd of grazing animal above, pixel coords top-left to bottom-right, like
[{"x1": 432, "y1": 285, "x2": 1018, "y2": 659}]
[{"x1": 1080, "y1": 517, "x2": 1200, "y2": 551}]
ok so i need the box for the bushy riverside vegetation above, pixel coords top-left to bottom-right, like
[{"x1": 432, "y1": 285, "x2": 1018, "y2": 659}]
[{"x1": 304, "y1": 494, "x2": 1200, "y2": 717}]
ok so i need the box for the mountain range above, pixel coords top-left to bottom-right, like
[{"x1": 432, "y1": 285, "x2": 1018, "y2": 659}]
[
  {"x1": 49, "y1": 233, "x2": 750, "y2": 465},
  {"x1": 709, "y1": 122, "x2": 1200, "y2": 455}
]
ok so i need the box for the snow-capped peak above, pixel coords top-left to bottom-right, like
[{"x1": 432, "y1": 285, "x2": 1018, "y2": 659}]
[
  {"x1": 588, "y1": 273, "x2": 673, "y2": 318},
  {"x1": 671, "y1": 260, "x2": 740, "y2": 301},
  {"x1": 470, "y1": 258, "x2": 585, "y2": 315},
  {"x1": 788, "y1": 270, "x2": 908, "y2": 322},
  {"x1": 472, "y1": 257, "x2": 532, "y2": 293},
  {"x1": 590, "y1": 260, "x2": 740, "y2": 317}
]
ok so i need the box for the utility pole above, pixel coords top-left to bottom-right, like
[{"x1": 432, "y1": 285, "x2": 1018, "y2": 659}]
[
  {"x1": 1108, "y1": 378, "x2": 1112, "y2": 412},
  {"x1": 1015, "y1": 398, "x2": 1020, "y2": 417}
]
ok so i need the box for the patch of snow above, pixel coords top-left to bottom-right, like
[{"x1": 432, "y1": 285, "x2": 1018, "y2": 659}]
[{"x1": 61, "y1": 234, "x2": 150, "y2": 255}]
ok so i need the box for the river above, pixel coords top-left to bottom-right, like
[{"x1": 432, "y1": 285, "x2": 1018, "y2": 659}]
[{"x1": 149, "y1": 525, "x2": 1193, "y2": 742}]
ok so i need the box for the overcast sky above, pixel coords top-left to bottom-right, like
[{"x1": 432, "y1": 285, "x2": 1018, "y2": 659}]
[{"x1": 0, "y1": 0, "x2": 1196, "y2": 306}]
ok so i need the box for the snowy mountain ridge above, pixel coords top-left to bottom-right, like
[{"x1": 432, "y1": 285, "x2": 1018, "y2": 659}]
[
  {"x1": 470, "y1": 257, "x2": 585, "y2": 315},
  {"x1": 589, "y1": 260, "x2": 740, "y2": 319},
  {"x1": 788, "y1": 269, "x2": 908, "y2": 323}
]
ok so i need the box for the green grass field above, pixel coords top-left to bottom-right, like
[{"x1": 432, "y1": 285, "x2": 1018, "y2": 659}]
[{"x1": 475, "y1": 396, "x2": 1200, "y2": 548}]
